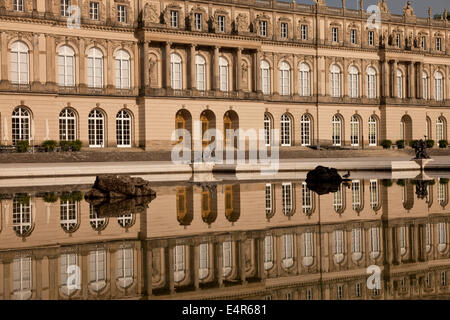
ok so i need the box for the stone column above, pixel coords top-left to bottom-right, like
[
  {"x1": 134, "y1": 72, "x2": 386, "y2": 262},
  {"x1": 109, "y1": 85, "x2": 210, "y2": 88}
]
[
  {"x1": 293, "y1": 55, "x2": 298, "y2": 96},
  {"x1": 189, "y1": 44, "x2": 196, "y2": 90},
  {"x1": 35, "y1": 256, "x2": 43, "y2": 299},
  {"x1": 273, "y1": 53, "x2": 279, "y2": 95},
  {"x1": 255, "y1": 50, "x2": 261, "y2": 93},
  {"x1": 142, "y1": 41, "x2": 150, "y2": 88},
  {"x1": 257, "y1": 236, "x2": 266, "y2": 280},
  {"x1": 32, "y1": 33, "x2": 39, "y2": 84},
  {"x1": 3, "y1": 260, "x2": 11, "y2": 300},
  {"x1": 45, "y1": 35, "x2": 54, "y2": 85},
  {"x1": 392, "y1": 60, "x2": 398, "y2": 98},
  {"x1": 238, "y1": 239, "x2": 247, "y2": 284},
  {"x1": 418, "y1": 62, "x2": 424, "y2": 99},
  {"x1": 193, "y1": 244, "x2": 200, "y2": 290},
  {"x1": 213, "y1": 46, "x2": 220, "y2": 91},
  {"x1": 408, "y1": 62, "x2": 415, "y2": 98},
  {"x1": 165, "y1": 42, "x2": 172, "y2": 90},
  {"x1": 0, "y1": 32, "x2": 8, "y2": 83},
  {"x1": 78, "y1": 38, "x2": 86, "y2": 88},
  {"x1": 236, "y1": 47, "x2": 242, "y2": 92},
  {"x1": 216, "y1": 241, "x2": 224, "y2": 287},
  {"x1": 146, "y1": 245, "x2": 153, "y2": 296},
  {"x1": 106, "y1": 40, "x2": 114, "y2": 89},
  {"x1": 383, "y1": 60, "x2": 390, "y2": 98},
  {"x1": 167, "y1": 246, "x2": 175, "y2": 293}
]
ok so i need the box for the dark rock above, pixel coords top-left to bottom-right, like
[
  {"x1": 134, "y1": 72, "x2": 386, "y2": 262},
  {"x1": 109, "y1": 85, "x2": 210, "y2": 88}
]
[
  {"x1": 88, "y1": 175, "x2": 156, "y2": 198},
  {"x1": 92, "y1": 196, "x2": 155, "y2": 217},
  {"x1": 306, "y1": 166, "x2": 343, "y2": 195}
]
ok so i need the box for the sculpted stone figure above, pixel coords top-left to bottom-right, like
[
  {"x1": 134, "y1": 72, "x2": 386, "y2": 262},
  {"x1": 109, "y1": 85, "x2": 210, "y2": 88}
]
[
  {"x1": 313, "y1": 0, "x2": 326, "y2": 6},
  {"x1": 143, "y1": 3, "x2": 159, "y2": 23},
  {"x1": 235, "y1": 13, "x2": 248, "y2": 34},
  {"x1": 378, "y1": 0, "x2": 390, "y2": 14},
  {"x1": 429, "y1": 7, "x2": 432, "y2": 18},
  {"x1": 403, "y1": 1, "x2": 415, "y2": 17}
]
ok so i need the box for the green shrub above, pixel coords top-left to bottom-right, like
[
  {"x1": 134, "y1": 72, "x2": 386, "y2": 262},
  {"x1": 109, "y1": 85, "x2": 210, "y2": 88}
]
[
  {"x1": 439, "y1": 139, "x2": 449, "y2": 148},
  {"x1": 440, "y1": 178, "x2": 449, "y2": 184},
  {"x1": 43, "y1": 192, "x2": 58, "y2": 203},
  {"x1": 426, "y1": 139, "x2": 435, "y2": 148},
  {"x1": 396, "y1": 140, "x2": 406, "y2": 149},
  {"x1": 59, "y1": 140, "x2": 72, "y2": 152},
  {"x1": 381, "y1": 139, "x2": 392, "y2": 149},
  {"x1": 60, "y1": 191, "x2": 83, "y2": 202},
  {"x1": 14, "y1": 193, "x2": 30, "y2": 205},
  {"x1": 396, "y1": 179, "x2": 406, "y2": 186},
  {"x1": 382, "y1": 179, "x2": 393, "y2": 187},
  {"x1": 16, "y1": 140, "x2": 29, "y2": 153},
  {"x1": 409, "y1": 140, "x2": 418, "y2": 148},
  {"x1": 71, "y1": 140, "x2": 82, "y2": 152},
  {"x1": 42, "y1": 140, "x2": 57, "y2": 152}
]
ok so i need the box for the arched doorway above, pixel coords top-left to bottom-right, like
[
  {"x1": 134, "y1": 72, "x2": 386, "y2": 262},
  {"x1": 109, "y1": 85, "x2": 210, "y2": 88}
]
[
  {"x1": 175, "y1": 109, "x2": 192, "y2": 148},
  {"x1": 224, "y1": 110, "x2": 239, "y2": 160},
  {"x1": 400, "y1": 115, "x2": 412, "y2": 142},
  {"x1": 200, "y1": 110, "x2": 216, "y2": 150}
]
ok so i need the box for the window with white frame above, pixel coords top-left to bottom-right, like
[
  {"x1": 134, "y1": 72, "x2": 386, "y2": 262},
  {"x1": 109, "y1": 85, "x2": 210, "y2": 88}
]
[
  {"x1": 350, "y1": 115, "x2": 360, "y2": 147},
  {"x1": 396, "y1": 70, "x2": 403, "y2": 98},
  {"x1": 117, "y1": 214, "x2": 134, "y2": 228},
  {"x1": 59, "y1": 108, "x2": 76, "y2": 141},
  {"x1": 199, "y1": 243, "x2": 209, "y2": 279},
  {"x1": 436, "y1": 37, "x2": 442, "y2": 51},
  {"x1": 281, "y1": 113, "x2": 292, "y2": 146},
  {"x1": 370, "y1": 227, "x2": 380, "y2": 259},
  {"x1": 261, "y1": 60, "x2": 271, "y2": 94},
  {"x1": 282, "y1": 182, "x2": 293, "y2": 215},
  {"x1": 60, "y1": 0, "x2": 70, "y2": 16},
  {"x1": 396, "y1": 34, "x2": 401, "y2": 47},
  {"x1": 282, "y1": 234, "x2": 294, "y2": 268},
  {"x1": 264, "y1": 113, "x2": 272, "y2": 146},
  {"x1": 301, "y1": 25, "x2": 308, "y2": 40},
  {"x1": 13, "y1": 197, "x2": 32, "y2": 236},
  {"x1": 218, "y1": 15, "x2": 226, "y2": 32},
  {"x1": 426, "y1": 223, "x2": 431, "y2": 252},
  {"x1": 222, "y1": 241, "x2": 232, "y2": 277},
  {"x1": 299, "y1": 63, "x2": 310, "y2": 96},
  {"x1": 89, "y1": 2, "x2": 99, "y2": 20},
  {"x1": 351, "y1": 180, "x2": 361, "y2": 210},
  {"x1": 301, "y1": 114, "x2": 311, "y2": 146},
  {"x1": 435, "y1": 71, "x2": 444, "y2": 101},
  {"x1": 279, "y1": 61, "x2": 291, "y2": 96},
  {"x1": 367, "y1": 67, "x2": 376, "y2": 98},
  {"x1": 116, "y1": 109, "x2": 131, "y2": 148},
  {"x1": 12, "y1": 107, "x2": 30, "y2": 144},
  {"x1": 260, "y1": 20, "x2": 267, "y2": 37},
  {"x1": 58, "y1": 45, "x2": 75, "y2": 87},
  {"x1": 10, "y1": 41, "x2": 29, "y2": 85},
  {"x1": 264, "y1": 235, "x2": 274, "y2": 270},
  {"x1": 400, "y1": 226, "x2": 407, "y2": 256},
  {"x1": 194, "y1": 13, "x2": 202, "y2": 31},
  {"x1": 89, "y1": 204, "x2": 107, "y2": 230},
  {"x1": 351, "y1": 228, "x2": 362, "y2": 260},
  {"x1": 349, "y1": 66, "x2": 359, "y2": 98},
  {"x1": 60, "y1": 200, "x2": 78, "y2": 232},
  {"x1": 332, "y1": 27, "x2": 339, "y2": 42},
  {"x1": 426, "y1": 117, "x2": 432, "y2": 139},
  {"x1": 337, "y1": 285, "x2": 344, "y2": 299},
  {"x1": 13, "y1": 257, "x2": 32, "y2": 300},
  {"x1": 88, "y1": 109, "x2": 104, "y2": 148},
  {"x1": 437, "y1": 117, "x2": 445, "y2": 141},
  {"x1": 333, "y1": 184, "x2": 343, "y2": 212},
  {"x1": 117, "y1": 5, "x2": 127, "y2": 23},
  {"x1": 423, "y1": 71, "x2": 428, "y2": 99},
  {"x1": 421, "y1": 36, "x2": 427, "y2": 49},
  {"x1": 368, "y1": 116, "x2": 377, "y2": 146},
  {"x1": 438, "y1": 179, "x2": 447, "y2": 205},
  {"x1": 334, "y1": 230, "x2": 344, "y2": 263},
  {"x1": 302, "y1": 232, "x2": 314, "y2": 267},
  {"x1": 117, "y1": 248, "x2": 133, "y2": 288},
  {"x1": 13, "y1": 0, "x2": 24, "y2": 12},
  {"x1": 115, "y1": 49, "x2": 130, "y2": 89},
  {"x1": 332, "y1": 115, "x2": 342, "y2": 146},
  {"x1": 60, "y1": 253, "x2": 78, "y2": 295},
  {"x1": 170, "y1": 53, "x2": 182, "y2": 90},
  {"x1": 330, "y1": 64, "x2": 341, "y2": 97},
  {"x1": 350, "y1": 29, "x2": 357, "y2": 44},
  {"x1": 368, "y1": 31, "x2": 374, "y2": 46},
  {"x1": 369, "y1": 180, "x2": 379, "y2": 209},
  {"x1": 173, "y1": 245, "x2": 186, "y2": 282},
  {"x1": 265, "y1": 183, "x2": 273, "y2": 216},
  {"x1": 438, "y1": 222, "x2": 447, "y2": 252},
  {"x1": 89, "y1": 249, "x2": 106, "y2": 292},
  {"x1": 280, "y1": 22, "x2": 288, "y2": 38},
  {"x1": 87, "y1": 47, "x2": 103, "y2": 88},
  {"x1": 170, "y1": 10, "x2": 179, "y2": 28},
  {"x1": 441, "y1": 271, "x2": 447, "y2": 286},
  {"x1": 195, "y1": 55, "x2": 206, "y2": 91},
  {"x1": 219, "y1": 57, "x2": 229, "y2": 91},
  {"x1": 302, "y1": 182, "x2": 313, "y2": 214}
]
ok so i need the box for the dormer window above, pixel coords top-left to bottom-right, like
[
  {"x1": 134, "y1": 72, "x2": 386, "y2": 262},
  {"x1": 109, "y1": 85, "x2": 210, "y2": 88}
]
[
  {"x1": 260, "y1": 20, "x2": 268, "y2": 37},
  {"x1": 170, "y1": 10, "x2": 179, "y2": 28},
  {"x1": 281, "y1": 22, "x2": 288, "y2": 38},
  {"x1": 194, "y1": 13, "x2": 202, "y2": 31},
  {"x1": 368, "y1": 31, "x2": 374, "y2": 46},
  {"x1": 13, "y1": 0, "x2": 24, "y2": 12},
  {"x1": 89, "y1": 2, "x2": 99, "y2": 20},
  {"x1": 218, "y1": 15, "x2": 226, "y2": 32},
  {"x1": 332, "y1": 27, "x2": 339, "y2": 42},
  {"x1": 436, "y1": 37, "x2": 442, "y2": 51},
  {"x1": 117, "y1": 5, "x2": 127, "y2": 23},
  {"x1": 421, "y1": 36, "x2": 427, "y2": 49},
  {"x1": 301, "y1": 25, "x2": 308, "y2": 40},
  {"x1": 60, "y1": 0, "x2": 70, "y2": 17},
  {"x1": 350, "y1": 29, "x2": 357, "y2": 44}
]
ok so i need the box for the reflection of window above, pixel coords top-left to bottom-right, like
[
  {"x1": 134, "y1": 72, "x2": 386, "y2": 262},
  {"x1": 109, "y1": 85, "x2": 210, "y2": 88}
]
[
  {"x1": 222, "y1": 241, "x2": 232, "y2": 277},
  {"x1": 282, "y1": 234, "x2": 294, "y2": 268},
  {"x1": 351, "y1": 228, "x2": 362, "y2": 261},
  {"x1": 369, "y1": 180, "x2": 379, "y2": 209},
  {"x1": 302, "y1": 182, "x2": 313, "y2": 214},
  {"x1": 264, "y1": 235, "x2": 274, "y2": 270},
  {"x1": 441, "y1": 271, "x2": 447, "y2": 286},
  {"x1": 117, "y1": 214, "x2": 134, "y2": 228},
  {"x1": 265, "y1": 184, "x2": 274, "y2": 217},
  {"x1": 400, "y1": 226, "x2": 407, "y2": 256},
  {"x1": 89, "y1": 205, "x2": 107, "y2": 231},
  {"x1": 13, "y1": 257, "x2": 32, "y2": 300},
  {"x1": 117, "y1": 248, "x2": 133, "y2": 288},
  {"x1": 282, "y1": 183, "x2": 293, "y2": 215},
  {"x1": 438, "y1": 222, "x2": 447, "y2": 253},
  {"x1": 438, "y1": 179, "x2": 447, "y2": 206},
  {"x1": 333, "y1": 184, "x2": 343, "y2": 212},
  {"x1": 61, "y1": 253, "x2": 78, "y2": 295},
  {"x1": 334, "y1": 230, "x2": 344, "y2": 263},
  {"x1": 174, "y1": 245, "x2": 186, "y2": 282},
  {"x1": 426, "y1": 223, "x2": 432, "y2": 253},
  {"x1": 13, "y1": 198, "x2": 32, "y2": 236},
  {"x1": 60, "y1": 200, "x2": 78, "y2": 232},
  {"x1": 302, "y1": 232, "x2": 314, "y2": 267},
  {"x1": 89, "y1": 250, "x2": 106, "y2": 292},
  {"x1": 370, "y1": 227, "x2": 380, "y2": 259},
  {"x1": 351, "y1": 180, "x2": 361, "y2": 210},
  {"x1": 199, "y1": 243, "x2": 209, "y2": 280}
]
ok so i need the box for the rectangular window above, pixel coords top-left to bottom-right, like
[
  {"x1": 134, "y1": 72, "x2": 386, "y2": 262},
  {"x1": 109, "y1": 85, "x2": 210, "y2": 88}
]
[
  {"x1": 368, "y1": 31, "x2": 374, "y2": 46},
  {"x1": 306, "y1": 288, "x2": 313, "y2": 300},
  {"x1": 194, "y1": 13, "x2": 202, "y2": 31},
  {"x1": 350, "y1": 29, "x2": 357, "y2": 44},
  {"x1": 260, "y1": 20, "x2": 267, "y2": 37},
  {"x1": 436, "y1": 38, "x2": 442, "y2": 51},
  {"x1": 265, "y1": 184, "x2": 273, "y2": 214},
  {"x1": 281, "y1": 23, "x2": 288, "y2": 38},
  {"x1": 60, "y1": 0, "x2": 70, "y2": 17},
  {"x1": 396, "y1": 34, "x2": 401, "y2": 47},
  {"x1": 332, "y1": 27, "x2": 339, "y2": 42},
  {"x1": 89, "y1": 2, "x2": 99, "y2": 20},
  {"x1": 301, "y1": 25, "x2": 308, "y2": 40},
  {"x1": 441, "y1": 271, "x2": 447, "y2": 287},
  {"x1": 355, "y1": 283, "x2": 362, "y2": 297},
  {"x1": 117, "y1": 5, "x2": 127, "y2": 23},
  {"x1": 13, "y1": 0, "x2": 24, "y2": 11},
  {"x1": 337, "y1": 285, "x2": 344, "y2": 300},
  {"x1": 170, "y1": 10, "x2": 178, "y2": 28},
  {"x1": 218, "y1": 15, "x2": 226, "y2": 32},
  {"x1": 282, "y1": 183, "x2": 293, "y2": 215},
  {"x1": 421, "y1": 36, "x2": 427, "y2": 49}
]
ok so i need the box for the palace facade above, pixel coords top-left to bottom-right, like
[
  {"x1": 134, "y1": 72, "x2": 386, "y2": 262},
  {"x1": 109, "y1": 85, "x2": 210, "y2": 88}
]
[{"x1": 1, "y1": 0, "x2": 450, "y2": 150}]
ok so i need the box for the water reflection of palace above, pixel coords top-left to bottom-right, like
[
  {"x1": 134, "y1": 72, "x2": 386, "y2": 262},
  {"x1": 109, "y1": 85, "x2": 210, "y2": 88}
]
[{"x1": 1, "y1": 179, "x2": 450, "y2": 300}]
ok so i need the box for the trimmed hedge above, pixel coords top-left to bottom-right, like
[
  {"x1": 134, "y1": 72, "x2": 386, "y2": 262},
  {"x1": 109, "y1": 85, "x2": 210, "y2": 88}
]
[
  {"x1": 16, "y1": 140, "x2": 30, "y2": 153},
  {"x1": 381, "y1": 139, "x2": 392, "y2": 149},
  {"x1": 426, "y1": 139, "x2": 435, "y2": 148},
  {"x1": 439, "y1": 139, "x2": 449, "y2": 148},
  {"x1": 42, "y1": 140, "x2": 57, "y2": 152},
  {"x1": 59, "y1": 140, "x2": 82, "y2": 152},
  {"x1": 396, "y1": 140, "x2": 406, "y2": 149},
  {"x1": 43, "y1": 192, "x2": 58, "y2": 203}
]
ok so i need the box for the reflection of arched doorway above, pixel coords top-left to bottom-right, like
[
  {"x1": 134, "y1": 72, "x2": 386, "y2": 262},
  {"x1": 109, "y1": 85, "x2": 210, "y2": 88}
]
[
  {"x1": 223, "y1": 110, "x2": 239, "y2": 147},
  {"x1": 175, "y1": 109, "x2": 192, "y2": 147},
  {"x1": 400, "y1": 115, "x2": 412, "y2": 142},
  {"x1": 200, "y1": 110, "x2": 216, "y2": 149},
  {"x1": 225, "y1": 184, "x2": 240, "y2": 224},
  {"x1": 201, "y1": 186, "x2": 217, "y2": 225},
  {"x1": 176, "y1": 187, "x2": 193, "y2": 226}
]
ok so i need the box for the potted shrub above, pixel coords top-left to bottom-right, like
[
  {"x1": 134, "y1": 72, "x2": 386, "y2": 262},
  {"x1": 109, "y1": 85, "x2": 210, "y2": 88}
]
[
  {"x1": 59, "y1": 140, "x2": 72, "y2": 152},
  {"x1": 396, "y1": 140, "x2": 406, "y2": 149},
  {"x1": 381, "y1": 139, "x2": 392, "y2": 149},
  {"x1": 71, "y1": 140, "x2": 82, "y2": 152},
  {"x1": 43, "y1": 192, "x2": 58, "y2": 203},
  {"x1": 409, "y1": 140, "x2": 418, "y2": 148},
  {"x1": 382, "y1": 179, "x2": 393, "y2": 187},
  {"x1": 16, "y1": 140, "x2": 30, "y2": 153},
  {"x1": 42, "y1": 140, "x2": 57, "y2": 152},
  {"x1": 439, "y1": 139, "x2": 449, "y2": 148},
  {"x1": 396, "y1": 179, "x2": 406, "y2": 186},
  {"x1": 426, "y1": 139, "x2": 435, "y2": 148}
]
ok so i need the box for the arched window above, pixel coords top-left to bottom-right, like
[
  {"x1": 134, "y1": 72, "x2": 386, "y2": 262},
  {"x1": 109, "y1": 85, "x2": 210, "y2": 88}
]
[
  {"x1": 281, "y1": 113, "x2": 292, "y2": 146},
  {"x1": 333, "y1": 184, "x2": 344, "y2": 213},
  {"x1": 435, "y1": 71, "x2": 444, "y2": 101},
  {"x1": 422, "y1": 71, "x2": 428, "y2": 100},
  {"x1": 349, "y1": 66, "x2": 359, "y2": 98},
  {"x1": 222, "y1": 241, "x2": 232, "y2": 277},
  {"x1": 117, "y1": 214, "x2": 134, "y2": 228},
  {"x1": 89, "y1": 249, "x2": 106, "y2": 292},
  {"x1": 264, "y1": 113, "x2": 272, "y2": 146},
  {"x1": 282, "y1": 234, "x2": 294, "y2": 269},
  {"x1": 426, "y1": 117, "x2": 432, "y2": 139},
  {"x1": 60, "y1": 200, "x2": 78, "y2": 232},
  {"x1": 299, "y1": 63, "x2": 310, "y2": 96},
  {"x1": 260, "y1": 60, "x2": 271, "y2": 95},
  {"x1": 115, "y1": 49, "x2": 130, "y2": 89},
  {"x1": 400, "y1": 226, "x2": 407, "y2": 256},
  {"x1": 334, "y1": 230, "x2": 344, "y2": 264},
  {"x1": 264, "y1": 235, "x2": 274, "y2": 270},
  {"x1": 396, "y1": 70, "x2": 403, "y2": 98},
  {"x1": 117, "y1": 248, "x2": 133, "y2": 288},
  {"x1": 12, "y1": 107, "x2": 30, "y2": 144},
  {"x1": 174, "y1": 245, "x2": 186, "y2": 282},
  {"x1": 438, "y1": 178, "x2": 448, "y2": 207},
  {"x1": 170, "y1": 53, "x2": 182, "y2": 90},
  {"x1": 279, "y1": 61, "x2": 291, "y2": 96},
  {"x1": 87, "y1": 47, "x2": 104, "y2": 88},
  {"x1": 59, "y1": 108, "x2": 76, "y2": 141},
  {"x1": 438, "y1": 222, "x2": 447, "y2": 253},
  {"x1": 437, "y1": 117, "x2": 446, "y2": 141},
  {"x1": 370, "y1": 227, "x2": 380, "y2": 259},
  {"x1": 89, "y1": 204, "x2": 107, "y2": 231},
  {"x1": 58, "y1": 45, "x2": 75, "y2": 86},
  {"x1": 13, "y1": 257, "x2": 32, "y2": 300},
  {"x1": 350, "y1": 115, "x2": 360, "y2": 147},
  {"x1": 199, "y1": 243, "x2": 209, "y2": 280},
  {"x1": 88, "y1": 109, "x2": 104, "y2": 148},
  {"x1": 116, "y1": 109, "x2": 131, "y2": 147},
  {"x1": 60, "y1": 253, "x2": 78, "y2": 295},
  {"x1": 369, "y1": 180, "x2": 379, "y2": 210},
  {"x1": 426, "y1": 223, "x2": 432, "y2": 253},
  {"x1": 330, "y1": 64, "x2": 341, "y2": 97},
  {"x1": 13, "y1": 197, "x2": 32, "y2": 237},
  {"x1": 219, "y1": 57, "x2": 229, "y2": 92},
  {"x1": 301, "y1": 114, "x2": 311, "y2": 146},
  {"x1": 282, "y1": 182, "x2": 294, "y2": 216},
  {"x1": 195, "y1": 55, "x2": 206, "y2": 91},
  {"x1": 302, "y1": 182, "x2": 313, "y2": 214},
  {"x1": 265, "y1": 184, "x2": 274, "y2": 218},
  {"x1": 302, "y1": 232, "x2": 314, "y2": 267},
  {"x1": 351, "y1": 228, "x2": 362, "y2": 261},
  {"x1": 368, "y1": 116, "x2": 377, "y2": 146},
  {"x1": 367, "y1": 67, "x2": 376, "y2": 98},
  {"x1": 332, "y1": 115, "x2": 342, "y2": 146},
  {"x1": 351, "y1": 180, "x2": 361, "y2": 211},
  {"x1": 10, "y1": 41, "x2": 29, "y2": 84}
]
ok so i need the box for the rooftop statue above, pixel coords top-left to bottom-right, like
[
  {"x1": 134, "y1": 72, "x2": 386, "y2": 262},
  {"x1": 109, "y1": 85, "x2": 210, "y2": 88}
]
[
  {"x1": 403, "y1": 1, "x2": 415, "y2": 17},
  {"x1": 378, "y1": 0, "x2": 390, "y2": 14},
  {"x1": 314, "y1": 0, "x2": 326, "y2": 6}
]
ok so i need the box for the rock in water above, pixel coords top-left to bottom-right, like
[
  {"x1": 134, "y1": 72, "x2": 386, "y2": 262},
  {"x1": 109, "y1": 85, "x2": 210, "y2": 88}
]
[
  {"x1": 305, "y1": 166, "x2": 343, "y2": 195},
  {"x1": 89, "y1": 175, "x2": 156, "y2": 198}
]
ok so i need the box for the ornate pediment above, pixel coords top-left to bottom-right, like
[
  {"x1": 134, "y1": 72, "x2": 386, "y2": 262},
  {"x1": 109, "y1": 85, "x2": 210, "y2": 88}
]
[
  {"x1": 253, "y1": 14, "x2": 272, "y2": 37},
  {"x1": 142, "y1": 2, "x2": 160, "y2": 25},
  {"x1": 235, "y1": 13, "x2": 249, "y2": 35},
  {"x1": 163, "y1": 3, "x2": 185, "y2": 29},
  {"x1": 212, "y1": 9, "x2": 231, "y2": 34},
  {"x1": 188, "y1": 5, "x2": 208, "y2": 31}
]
